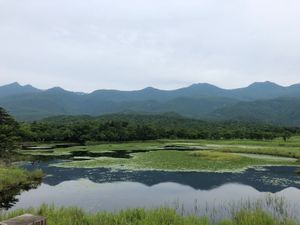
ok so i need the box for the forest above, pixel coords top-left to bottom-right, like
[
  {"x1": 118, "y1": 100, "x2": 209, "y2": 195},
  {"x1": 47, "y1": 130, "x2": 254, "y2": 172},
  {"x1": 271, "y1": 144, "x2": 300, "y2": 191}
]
[{"x1": 1, "y1": 107, "x2": 299, "y2": 147}]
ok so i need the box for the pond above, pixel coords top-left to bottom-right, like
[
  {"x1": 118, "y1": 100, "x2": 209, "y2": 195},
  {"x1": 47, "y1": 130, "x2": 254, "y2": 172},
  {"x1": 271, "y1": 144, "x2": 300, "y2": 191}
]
[{"x1": 5, "y1": 160, "x2": 300, "y2": 221}]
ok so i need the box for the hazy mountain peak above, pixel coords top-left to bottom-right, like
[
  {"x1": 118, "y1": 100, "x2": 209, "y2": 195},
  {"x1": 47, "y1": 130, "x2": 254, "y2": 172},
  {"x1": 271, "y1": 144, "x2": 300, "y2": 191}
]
[
  {"x1": 8, "y1": 82, "x2": 21, "y2": 87},
  {"x1": 141, "y1": 86, "x2": 160, "y2": 92},
  {"x1": 190, "y1": 83, "x2": 220, "y2": 88},
  {"x1": 2, "y1": 82, "x2": 40, "y2": 89},
  {"x1": 46, "y1": 87, "x2": 67, "y2": 93},
  {"x1": 248, "y1": 81, "x2": 283, "y2": 88},
  {"x1": 288, "y1": 83, "x2": 300, "y2": 88},
  {"x1": 0, "y1": 82, "x2": 40, "y2": 97},
  {"x1": 24, "y1": 84, "x2": 35, "y2": 88}
]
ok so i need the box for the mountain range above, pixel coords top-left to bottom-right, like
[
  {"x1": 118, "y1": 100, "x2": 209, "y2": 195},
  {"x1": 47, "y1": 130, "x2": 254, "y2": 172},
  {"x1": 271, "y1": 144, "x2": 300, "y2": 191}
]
[{"x1": 0, "y1": 81, "x2": 300, "y2": 126}]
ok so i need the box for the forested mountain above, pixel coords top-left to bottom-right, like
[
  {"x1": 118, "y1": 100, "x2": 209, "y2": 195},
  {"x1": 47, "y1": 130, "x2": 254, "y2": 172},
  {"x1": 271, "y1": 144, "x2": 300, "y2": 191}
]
[
  {"x1": 1, "y1": 81, "x2": 300, "y2": 125},
  {"x1": 211, "y1": 97, "x2": 300, "y2": 126}
]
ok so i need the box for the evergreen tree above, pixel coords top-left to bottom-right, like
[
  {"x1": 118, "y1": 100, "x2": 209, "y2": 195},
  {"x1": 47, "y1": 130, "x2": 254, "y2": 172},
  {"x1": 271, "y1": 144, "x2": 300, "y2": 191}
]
[{"x1": 0, "y1": 107, "x2": 19, "y2": 163}]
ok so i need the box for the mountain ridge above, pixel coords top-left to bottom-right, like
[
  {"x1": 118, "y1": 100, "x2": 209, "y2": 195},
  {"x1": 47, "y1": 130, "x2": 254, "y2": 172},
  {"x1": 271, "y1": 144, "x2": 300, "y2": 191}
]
[
  {"x1": 2, "y1": 81, "x2": 300, "y2": 96},
  {"x1": 1, "y1": 81, "x2": 300, "y2": 125},
  {"x1": 0, "y1": 82, "x2": 41, "y2": 97}
]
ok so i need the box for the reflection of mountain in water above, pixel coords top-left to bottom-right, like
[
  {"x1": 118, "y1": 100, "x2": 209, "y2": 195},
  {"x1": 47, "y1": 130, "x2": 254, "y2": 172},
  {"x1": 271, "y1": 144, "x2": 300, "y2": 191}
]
[{"x1": 22, "y1": 161, "x2": 300, "y2": 193}]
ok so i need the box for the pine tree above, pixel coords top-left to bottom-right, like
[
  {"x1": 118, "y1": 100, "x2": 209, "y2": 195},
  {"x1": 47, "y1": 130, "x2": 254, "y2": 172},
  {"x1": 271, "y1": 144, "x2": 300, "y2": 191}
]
[{"x1": 0, "y1": 107, "x2": 19, "y2": 162}]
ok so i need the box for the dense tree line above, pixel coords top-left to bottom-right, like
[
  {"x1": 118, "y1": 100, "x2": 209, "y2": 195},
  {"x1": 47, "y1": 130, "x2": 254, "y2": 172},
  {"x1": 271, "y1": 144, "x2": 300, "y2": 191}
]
[
  {"x1": 18, "y1": 113, "x2": 299, "y2": 143},
  {"x1": 1, "y1": 107, "x2": 299, "y2": 145}
]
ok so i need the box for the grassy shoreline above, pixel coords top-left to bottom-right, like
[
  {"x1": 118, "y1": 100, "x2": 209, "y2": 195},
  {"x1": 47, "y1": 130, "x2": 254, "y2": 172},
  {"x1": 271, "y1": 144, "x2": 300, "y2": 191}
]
[
  {"x1": 0, "y1": 166, "x2": 43, "y2": 194},
  {"x1": 0, "y1": 204, "x2": 298, "y2": 225},
  {"x1": 0, "y1": 166, "x2": 43, "y2": 210}
]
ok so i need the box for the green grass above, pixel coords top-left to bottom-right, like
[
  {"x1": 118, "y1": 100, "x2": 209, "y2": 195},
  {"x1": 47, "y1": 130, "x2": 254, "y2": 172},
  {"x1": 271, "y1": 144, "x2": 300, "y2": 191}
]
[
  {"x1": 221, "y1": 208, "x2": 298, "y2": 225},
  {"x1": 0, "y1": 204, "x2": 298, "y2": 225},
  {"x1": 191, "y1": 151, "x2": 243, "y2": 161},
  {"x1": 214, "y1": 145, "x2": 300, "y2": 159},
  {"x1": 0, "y1": 167, "x2": 43, "y2": 192}
]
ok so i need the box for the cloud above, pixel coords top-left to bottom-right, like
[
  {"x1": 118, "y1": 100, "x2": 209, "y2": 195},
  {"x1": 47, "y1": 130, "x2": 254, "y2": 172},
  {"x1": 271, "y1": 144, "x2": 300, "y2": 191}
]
[{"x1": 0, "y1": 0, "x2": 300, "y2": 91}]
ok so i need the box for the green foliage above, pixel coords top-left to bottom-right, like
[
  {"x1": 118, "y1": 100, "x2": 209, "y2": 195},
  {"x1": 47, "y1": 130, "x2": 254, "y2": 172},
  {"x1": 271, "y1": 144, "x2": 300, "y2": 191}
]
[
  {"x1": 283, "y1": 131, "x2": 292, "y2": 142},
  {"x1": 0, "y1": 205, "x2": 210, "y2": 225},
  {"x1": 23, "y1": 114, "x2": 299, "y2": 143},
  {"x1": 0, "y1": 166, "x2": 43, "y2": 209},
  {"x1": 0, "y1": 167, "x2": 43, "y2": 192},
  {"x1": 0, "y1": 107, "x2": 17, "y2": 125},
  {"x1": 0, "y1": 107, "x2": 20, "y2": 161},
  {"x1": 0, "y1": 205, "x2": 297, "y2": 225},
  {"x1": 231, "y1": 209, "x2": 297, "y2": 225}
]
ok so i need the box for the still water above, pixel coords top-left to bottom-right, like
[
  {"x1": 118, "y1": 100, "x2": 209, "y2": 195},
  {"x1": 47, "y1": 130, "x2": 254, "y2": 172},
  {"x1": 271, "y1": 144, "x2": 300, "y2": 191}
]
[{"x1": 6, "y1": 161, "x2": 300, "y2": 219}]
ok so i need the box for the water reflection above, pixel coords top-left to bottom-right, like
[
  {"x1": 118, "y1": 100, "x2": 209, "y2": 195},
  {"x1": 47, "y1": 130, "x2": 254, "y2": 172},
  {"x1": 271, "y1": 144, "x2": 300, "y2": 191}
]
[
  {"x1": 0, "y1": 181, "x2": 40, "y2": 210},
  {"x1": 9, "y1": 180, "x2": 300, "y2": 221},
  {"x1": 2, "y1": 161, "x2": 300, "y2": 217},
  {"x1": 22, "y1": 161, "x2": 300, "y2": 192}
]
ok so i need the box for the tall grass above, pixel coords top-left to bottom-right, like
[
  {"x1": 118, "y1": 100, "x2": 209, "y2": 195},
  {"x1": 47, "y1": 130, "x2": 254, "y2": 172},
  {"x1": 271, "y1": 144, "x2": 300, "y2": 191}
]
[
  {"x1": 0, "y1": 203, "x2": 299, "y2": 225},
  {"x1": 1, "y1": 205, "x2": 211, "y2": 225},
  {"x1": 0, "y1": 167, "x2": 43, "y2": 192}
]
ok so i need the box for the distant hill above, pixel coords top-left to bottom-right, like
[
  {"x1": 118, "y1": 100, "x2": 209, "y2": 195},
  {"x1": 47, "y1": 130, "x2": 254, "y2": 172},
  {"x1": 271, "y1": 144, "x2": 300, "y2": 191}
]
[
  {"x1": 1, "y1": 81, "x2": 300, "y2": 125},
  {"x1": 0, "y1": 82, "x2": 41, "y2": 97},
  {"x1": 210, "y1": 97, "x2": 300, "y2": 126}
]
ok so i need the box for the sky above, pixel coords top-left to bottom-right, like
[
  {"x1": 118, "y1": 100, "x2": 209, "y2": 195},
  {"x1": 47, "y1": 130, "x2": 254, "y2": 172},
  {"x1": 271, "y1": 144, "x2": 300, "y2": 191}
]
[{"x1": 0, "y1": 0, "x2": 300, "y2": 92}]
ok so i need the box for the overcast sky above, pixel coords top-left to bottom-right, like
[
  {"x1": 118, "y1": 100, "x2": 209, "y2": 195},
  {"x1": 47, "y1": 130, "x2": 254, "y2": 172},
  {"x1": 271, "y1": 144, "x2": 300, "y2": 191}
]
[{"x1": 0, "y1": 0, "x2": 300, "y2": 92}]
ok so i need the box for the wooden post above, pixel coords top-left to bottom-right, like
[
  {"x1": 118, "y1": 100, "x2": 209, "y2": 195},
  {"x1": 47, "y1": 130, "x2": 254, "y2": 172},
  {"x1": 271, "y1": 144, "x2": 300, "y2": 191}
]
[{"x1": 0, "y1": 214, "x2": 46, "y2": 225}]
